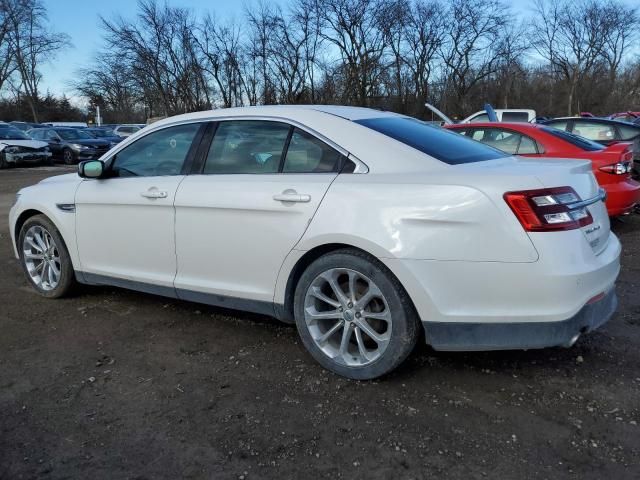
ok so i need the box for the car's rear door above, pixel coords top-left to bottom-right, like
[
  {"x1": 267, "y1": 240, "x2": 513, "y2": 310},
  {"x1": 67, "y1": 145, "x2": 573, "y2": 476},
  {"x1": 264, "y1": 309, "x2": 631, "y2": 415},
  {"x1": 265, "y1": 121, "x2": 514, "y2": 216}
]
[
  {"x1": 173, "y1": 120, "x2": 344, "y2": 312},
  {"x1": 74, "y1": 122, "x2": 204, "y2": 291}
]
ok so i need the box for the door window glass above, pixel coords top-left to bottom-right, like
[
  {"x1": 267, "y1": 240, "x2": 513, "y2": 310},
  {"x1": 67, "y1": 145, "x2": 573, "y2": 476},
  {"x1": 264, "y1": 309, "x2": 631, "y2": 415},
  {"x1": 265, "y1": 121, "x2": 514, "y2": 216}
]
[
  {"x1": 283, "y1": 128, "x2": 342, "y2": 173},
  {"x1": 204, "y1": 121, "x2": 290, "y2": 174},
  {"x1": 111, "y1": 123, "x2": 200, "y2": 177}
]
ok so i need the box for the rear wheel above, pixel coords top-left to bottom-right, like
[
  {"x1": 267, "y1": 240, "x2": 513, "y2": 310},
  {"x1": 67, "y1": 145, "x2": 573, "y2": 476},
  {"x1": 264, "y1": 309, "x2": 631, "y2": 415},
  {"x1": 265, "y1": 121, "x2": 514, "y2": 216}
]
[
  {"x1": 62, "y1": 148, "x2": 75, "y2": 165},
  {"x1": 18, "y1": 215, "x2": 76, "y2": 298},
  {"x1": 294, "y1": 249, "x2": 420, "y2": 379}
]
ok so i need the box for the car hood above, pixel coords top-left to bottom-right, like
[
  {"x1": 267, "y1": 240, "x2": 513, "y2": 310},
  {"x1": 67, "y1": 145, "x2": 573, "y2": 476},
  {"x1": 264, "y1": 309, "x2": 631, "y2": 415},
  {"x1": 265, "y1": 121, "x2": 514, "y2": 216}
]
[
  {"x1": 38, "y1": 173, "x2": 80, "y2": 185},
  {"x1": 0, "y1": 139, "x2": 48, "y2": 150}
]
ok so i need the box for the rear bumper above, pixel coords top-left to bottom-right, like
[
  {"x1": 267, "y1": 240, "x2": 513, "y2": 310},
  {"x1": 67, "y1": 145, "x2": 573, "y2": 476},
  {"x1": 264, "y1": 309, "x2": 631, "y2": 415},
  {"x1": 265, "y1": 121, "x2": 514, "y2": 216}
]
[
  {"x1": 603, "y1": 178, "x2": 640, "y2": 216},
  {"x1": 424, "y1": 287, "x2": 617, "y2": 350}
]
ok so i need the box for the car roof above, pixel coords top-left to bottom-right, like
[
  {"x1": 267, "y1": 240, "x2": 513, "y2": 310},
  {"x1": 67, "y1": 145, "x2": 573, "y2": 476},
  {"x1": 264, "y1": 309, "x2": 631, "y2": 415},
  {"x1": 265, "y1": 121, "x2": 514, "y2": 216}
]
[
  {"x1": 150, "y1": 105, "x2": 398, "y2": 128},
  {"x1": 447, "y1": 122, "x2": 540, "y2": 130},
  {"x1": 546, "y1": 117, "x2": 639, "y2": 127}
]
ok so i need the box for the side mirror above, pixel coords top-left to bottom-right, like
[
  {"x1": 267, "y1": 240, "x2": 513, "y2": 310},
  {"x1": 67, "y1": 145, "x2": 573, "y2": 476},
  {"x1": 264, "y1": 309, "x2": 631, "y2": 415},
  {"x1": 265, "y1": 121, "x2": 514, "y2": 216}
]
[{"x1": 78, "y1": 160, "x2": 104, "y2": 179}]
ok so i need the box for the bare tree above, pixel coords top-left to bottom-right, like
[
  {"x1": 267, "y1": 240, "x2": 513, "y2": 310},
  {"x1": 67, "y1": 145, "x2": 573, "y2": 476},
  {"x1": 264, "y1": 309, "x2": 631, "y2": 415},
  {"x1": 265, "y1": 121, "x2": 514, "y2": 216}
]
[
  {"x1": 3, "y1": 0, "x2": 69, "y2": 121},
  {"x1": 533, "y1": 0, "x2": 613, "y2": 115},
  {"x1": 318, "y1": 0, "x2": 389, "y2": 106},
  {"x1": 439, "y1": 0, "x2": 509, "y2": 115}
]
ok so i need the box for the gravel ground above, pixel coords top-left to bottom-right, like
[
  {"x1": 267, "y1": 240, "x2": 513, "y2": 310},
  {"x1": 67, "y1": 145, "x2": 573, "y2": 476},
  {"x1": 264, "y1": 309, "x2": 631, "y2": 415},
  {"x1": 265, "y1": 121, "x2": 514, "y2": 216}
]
[{"x1": 0, "y1": 166, "x2": 638, "y2": 480}]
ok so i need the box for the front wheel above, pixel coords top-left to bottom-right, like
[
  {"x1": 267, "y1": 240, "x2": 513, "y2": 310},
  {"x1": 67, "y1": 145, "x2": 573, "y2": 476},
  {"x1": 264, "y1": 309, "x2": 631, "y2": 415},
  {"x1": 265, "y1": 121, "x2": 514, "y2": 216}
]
[
  {"x1": 62, "y1": 148, "x2": 75, "y2": 165},
  {"x1": 18, "y1": 215, "x2": 76, "y2": 298},
  {"x1": 294, "y1": 249, "x2": 420, "y2": 379}
]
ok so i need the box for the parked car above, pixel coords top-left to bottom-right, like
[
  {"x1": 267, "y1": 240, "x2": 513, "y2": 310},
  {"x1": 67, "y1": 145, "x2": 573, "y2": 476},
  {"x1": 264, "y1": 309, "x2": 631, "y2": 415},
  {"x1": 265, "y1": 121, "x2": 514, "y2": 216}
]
[
  {"x1": 608, "y1": 112, "x2": 640, "y2": 123},
  {"x1": 85, "y1": 127, "x2": 124, "y2": 147},
  {"x1": 461, "y1": 109, "x2": 536, "y2": 123},
  {"x1": 9, "y1": 121, "x2": 43, "y2": 132},
  {"x1": 27, "y1": 127, "x2": 111, "y2": 164},
  {"x1": 41, "y1": 122, "x2": 88, "y2": 128},
  {"x1": 113, "y1": 124, "x2": 145, "y2": 138},
  {"x1": 9, "y1": 106, "x2": 620, "y2": 379},
  {"x1": 446, "y1": 122, "x2": 640, "y2": 217},
  {"x1": 538, "y1": 117, "x2": 640, "y2": 145},
  {"x1": 0, "y1": 124, "x2": 52, "y2": 169}
]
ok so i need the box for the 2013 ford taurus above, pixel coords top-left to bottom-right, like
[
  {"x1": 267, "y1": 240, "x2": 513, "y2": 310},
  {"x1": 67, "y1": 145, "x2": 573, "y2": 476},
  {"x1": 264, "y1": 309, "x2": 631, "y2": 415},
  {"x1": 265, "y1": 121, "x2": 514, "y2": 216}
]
[{"x1": 8, "y1": 106, "x2": 620, "y2": 379}]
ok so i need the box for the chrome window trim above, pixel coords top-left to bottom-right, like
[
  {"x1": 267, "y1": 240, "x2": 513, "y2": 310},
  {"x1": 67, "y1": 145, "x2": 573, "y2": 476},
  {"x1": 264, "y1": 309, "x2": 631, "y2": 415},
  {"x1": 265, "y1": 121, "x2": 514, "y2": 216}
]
[
  {"x1": 101, "y1": 115, "x2": 370, "y2": 174},
  {"x1": 566, "y1": 188, "x2": 607, "y2": 210}
]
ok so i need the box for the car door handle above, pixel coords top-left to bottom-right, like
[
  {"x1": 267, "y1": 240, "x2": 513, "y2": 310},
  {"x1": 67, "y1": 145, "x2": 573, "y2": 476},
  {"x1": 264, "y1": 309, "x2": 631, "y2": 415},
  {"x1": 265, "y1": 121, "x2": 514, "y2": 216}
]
[
  {"x1": 273, "y1": 192, "x2": 311, "y2": 203},
  {"x1": 141, "y1": 190, "x2": 168, "y2": 199}
]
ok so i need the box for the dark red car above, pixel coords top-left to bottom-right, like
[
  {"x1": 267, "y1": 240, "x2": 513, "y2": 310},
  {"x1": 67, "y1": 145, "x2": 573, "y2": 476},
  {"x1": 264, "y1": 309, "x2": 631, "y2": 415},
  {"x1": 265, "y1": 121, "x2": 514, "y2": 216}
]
[{"x1": 446, "y1": 122, "x2": 640, "y2": 217}]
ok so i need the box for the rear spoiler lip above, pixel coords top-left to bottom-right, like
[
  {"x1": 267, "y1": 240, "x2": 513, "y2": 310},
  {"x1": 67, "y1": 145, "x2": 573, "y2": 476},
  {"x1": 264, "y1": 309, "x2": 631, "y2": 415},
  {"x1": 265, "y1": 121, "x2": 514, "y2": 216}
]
[{"x1": 567, "y1": 188, "x2": 607, "y2": 210}]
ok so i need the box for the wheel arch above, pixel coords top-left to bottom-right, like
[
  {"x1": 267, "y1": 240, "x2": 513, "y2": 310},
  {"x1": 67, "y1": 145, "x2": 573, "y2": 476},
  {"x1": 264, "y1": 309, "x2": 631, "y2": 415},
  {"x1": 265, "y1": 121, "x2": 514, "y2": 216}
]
[
  {"x1": 276, "y1": 242, "x2": 421, "y2": 328},
  {"x1": 13, "y1": 207, "x2": 78, "y2": 270}
]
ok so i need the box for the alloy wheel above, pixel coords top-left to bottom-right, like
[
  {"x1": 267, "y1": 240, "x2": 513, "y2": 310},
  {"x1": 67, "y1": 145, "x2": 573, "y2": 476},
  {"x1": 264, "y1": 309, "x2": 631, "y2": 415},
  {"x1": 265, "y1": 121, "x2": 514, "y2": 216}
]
[
  {"x1": 22, "y1": 225, "x2": 61, "y2": 291},
  {"x1": 303, "y1": 268, "x2": 392, "y2": 367}
]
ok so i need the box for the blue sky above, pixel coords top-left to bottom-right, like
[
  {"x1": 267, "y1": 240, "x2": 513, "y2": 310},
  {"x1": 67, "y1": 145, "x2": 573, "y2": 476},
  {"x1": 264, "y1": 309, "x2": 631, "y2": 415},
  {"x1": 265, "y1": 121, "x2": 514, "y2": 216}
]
[
  {"x1": 40, "y1": 0, "x2": 249, "y2": 98},
  {"x1": 40, "y1": 0, "x2": 636, "y2": 104}
]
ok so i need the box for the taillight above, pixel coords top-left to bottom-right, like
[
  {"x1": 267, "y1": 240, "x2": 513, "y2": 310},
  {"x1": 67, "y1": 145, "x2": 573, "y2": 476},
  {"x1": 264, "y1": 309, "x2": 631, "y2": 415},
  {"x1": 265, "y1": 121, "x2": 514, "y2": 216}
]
[
  {"x1": 599, "y1": 161, "x2": 632, "y2": 175},
  {"x1": 504, "y1": 186, "x2": 593, "y2": 232}
]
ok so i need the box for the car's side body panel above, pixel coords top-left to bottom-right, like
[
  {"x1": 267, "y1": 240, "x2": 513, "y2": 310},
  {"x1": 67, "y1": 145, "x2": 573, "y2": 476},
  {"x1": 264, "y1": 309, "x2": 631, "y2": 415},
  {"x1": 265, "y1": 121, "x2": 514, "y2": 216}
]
[
  {"x1": 173, "y1": 173, "x2": 338, "y2": 303},
  {"x1": 75, "y1": 175, "x2": 186, "y2": 288}
]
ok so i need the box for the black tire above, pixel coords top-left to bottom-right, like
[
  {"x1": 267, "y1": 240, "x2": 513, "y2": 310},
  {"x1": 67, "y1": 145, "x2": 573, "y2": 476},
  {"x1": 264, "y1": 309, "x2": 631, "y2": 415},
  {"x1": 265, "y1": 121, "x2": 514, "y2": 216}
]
[
  {"x1": 294, "y1": 249, "x2": 420, "y2": 380},
  {"x1": 0, "y1": 153, "x2": 9, "y2": 169},
  {"x1": 18, "y1": 214, "x2": 76, "y2": 298},
  {"x1": 62, "y1": 148, "x2": 75, "y2": 165}
]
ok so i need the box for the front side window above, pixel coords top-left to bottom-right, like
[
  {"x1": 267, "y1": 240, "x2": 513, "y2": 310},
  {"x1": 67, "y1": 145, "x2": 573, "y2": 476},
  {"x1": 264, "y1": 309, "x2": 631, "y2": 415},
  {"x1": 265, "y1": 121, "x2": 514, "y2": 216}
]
[
  {"x1": 111, "y1": 123, "x2": 200, "y2": 177},
  {"x1": 283, "y1": 128, "x2": 342, "y2": 173},
  {"x1": 204, "y1": 121, "x2": 290, "y2": 174},
  {"x1": 571, "y1": 121, "x2": 616, "y2": 141},
  {"x1": 46, "y1": 130, "x2": 59, "y2": 141},
  {"x1": 355, "y1": 117, "x2": 506, "y2": 165}
]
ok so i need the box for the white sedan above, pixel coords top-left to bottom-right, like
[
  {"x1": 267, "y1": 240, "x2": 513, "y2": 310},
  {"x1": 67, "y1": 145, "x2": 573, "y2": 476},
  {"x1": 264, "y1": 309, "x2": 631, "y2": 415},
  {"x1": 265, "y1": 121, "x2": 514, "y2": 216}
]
[{"x1": 8, "y1": 106, "x2": 620, "y2": 379}]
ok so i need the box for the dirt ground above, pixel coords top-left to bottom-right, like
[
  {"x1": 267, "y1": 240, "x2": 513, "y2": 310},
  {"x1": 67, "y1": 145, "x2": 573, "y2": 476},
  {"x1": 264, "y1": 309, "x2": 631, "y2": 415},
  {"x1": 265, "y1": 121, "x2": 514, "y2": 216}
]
[{"x1": 0, "y1": 166, "x2": 638, "y2": 480}]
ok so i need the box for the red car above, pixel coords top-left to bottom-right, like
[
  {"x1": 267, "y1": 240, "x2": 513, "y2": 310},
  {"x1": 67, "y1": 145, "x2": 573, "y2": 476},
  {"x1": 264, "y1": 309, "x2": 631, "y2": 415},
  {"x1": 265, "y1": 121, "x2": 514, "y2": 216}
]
[{"x1": 445, "y1": 122, "x2": 640, "y2": 216}]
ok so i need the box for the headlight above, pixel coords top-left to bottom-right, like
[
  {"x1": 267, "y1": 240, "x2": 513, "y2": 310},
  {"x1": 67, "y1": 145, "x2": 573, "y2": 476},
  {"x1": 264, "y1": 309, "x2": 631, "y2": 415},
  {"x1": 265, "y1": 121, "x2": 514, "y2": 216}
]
[
  {"x1": 43, "y1": 147, "x2": 50, "y2": 153},
  {"x1": 4, "y1": 146, "x2": 20, "y2": 153},
  {"x1": 70, "y1": 143, "x2": 89, "y2": 151}
]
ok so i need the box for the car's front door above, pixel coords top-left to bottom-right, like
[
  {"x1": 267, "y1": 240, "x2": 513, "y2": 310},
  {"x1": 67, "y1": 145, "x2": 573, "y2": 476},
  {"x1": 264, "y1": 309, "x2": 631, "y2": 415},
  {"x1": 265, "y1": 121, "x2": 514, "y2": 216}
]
[
  {"x1": 44, "y1": 129, "x2": 63, "y2": 156},
  {"x1": 174, "y1": 120, "x2": 344, "y2": 311},
  {"x1": 75, "y1": 123, "x2": 203, "y2": 291}
]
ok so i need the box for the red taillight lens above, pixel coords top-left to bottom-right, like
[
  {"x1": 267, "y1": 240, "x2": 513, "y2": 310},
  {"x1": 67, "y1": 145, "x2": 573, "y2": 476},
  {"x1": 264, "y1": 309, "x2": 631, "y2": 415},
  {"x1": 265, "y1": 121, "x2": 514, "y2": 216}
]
[
  {"x1": 599, "y1": 161, "x2": 632, "y2": 175},
  {"x1": 504, "y1": 186, "x2": 593, "y2": 232}
]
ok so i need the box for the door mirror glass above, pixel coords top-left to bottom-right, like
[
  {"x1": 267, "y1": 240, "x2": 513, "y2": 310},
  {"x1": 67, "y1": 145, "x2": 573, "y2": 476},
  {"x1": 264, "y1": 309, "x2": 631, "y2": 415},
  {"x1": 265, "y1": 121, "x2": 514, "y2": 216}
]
[{"x1": 79, "y1": 160, "x2": 104, "y2": 178}]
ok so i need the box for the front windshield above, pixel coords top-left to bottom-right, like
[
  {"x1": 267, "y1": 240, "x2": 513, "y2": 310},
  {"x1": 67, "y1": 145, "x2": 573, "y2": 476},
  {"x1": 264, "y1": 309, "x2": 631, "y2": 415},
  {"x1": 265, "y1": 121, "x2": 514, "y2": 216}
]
[
  {"x1": 90, "y1": 129, "x2": 115, "y2": 138},
  {"x1": 0, "y1": 127, "x2": 30, "y2": 140},
  {"x1": 56, "y1": 129, "x2": 92, "y2": 140}
]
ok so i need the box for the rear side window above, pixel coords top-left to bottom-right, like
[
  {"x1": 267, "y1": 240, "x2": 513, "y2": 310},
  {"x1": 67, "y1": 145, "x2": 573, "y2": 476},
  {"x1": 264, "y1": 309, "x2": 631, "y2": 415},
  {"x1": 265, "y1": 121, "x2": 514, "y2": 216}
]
[
  {"x1": 541, "y1": 127, "x2": 603, "y2": 151},
  {"x1": 283, "y1": 128, "x2": 342, "y2": 173},
  {"x1": 571, "y1": 121, "x2": 616, "y2": 142},
  {"x1": 355, "y1": 117, "x2": 507, "y2": 164},
  {"x1": 204, "y1": 121, "x2": 290, "y2": 174},
  {"x1": 502, "y1": 112, "x2": 530, "y2": 122}
]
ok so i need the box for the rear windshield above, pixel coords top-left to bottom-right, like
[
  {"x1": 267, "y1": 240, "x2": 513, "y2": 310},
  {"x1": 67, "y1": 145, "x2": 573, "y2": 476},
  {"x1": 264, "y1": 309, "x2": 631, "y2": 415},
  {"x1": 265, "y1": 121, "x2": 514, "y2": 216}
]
[
  {"x1": 541, "y1": 127, "x2": 603, "y2": 151},
  {"x1": 355, "y1": 117, "x2": 507, "y2": 164}
]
